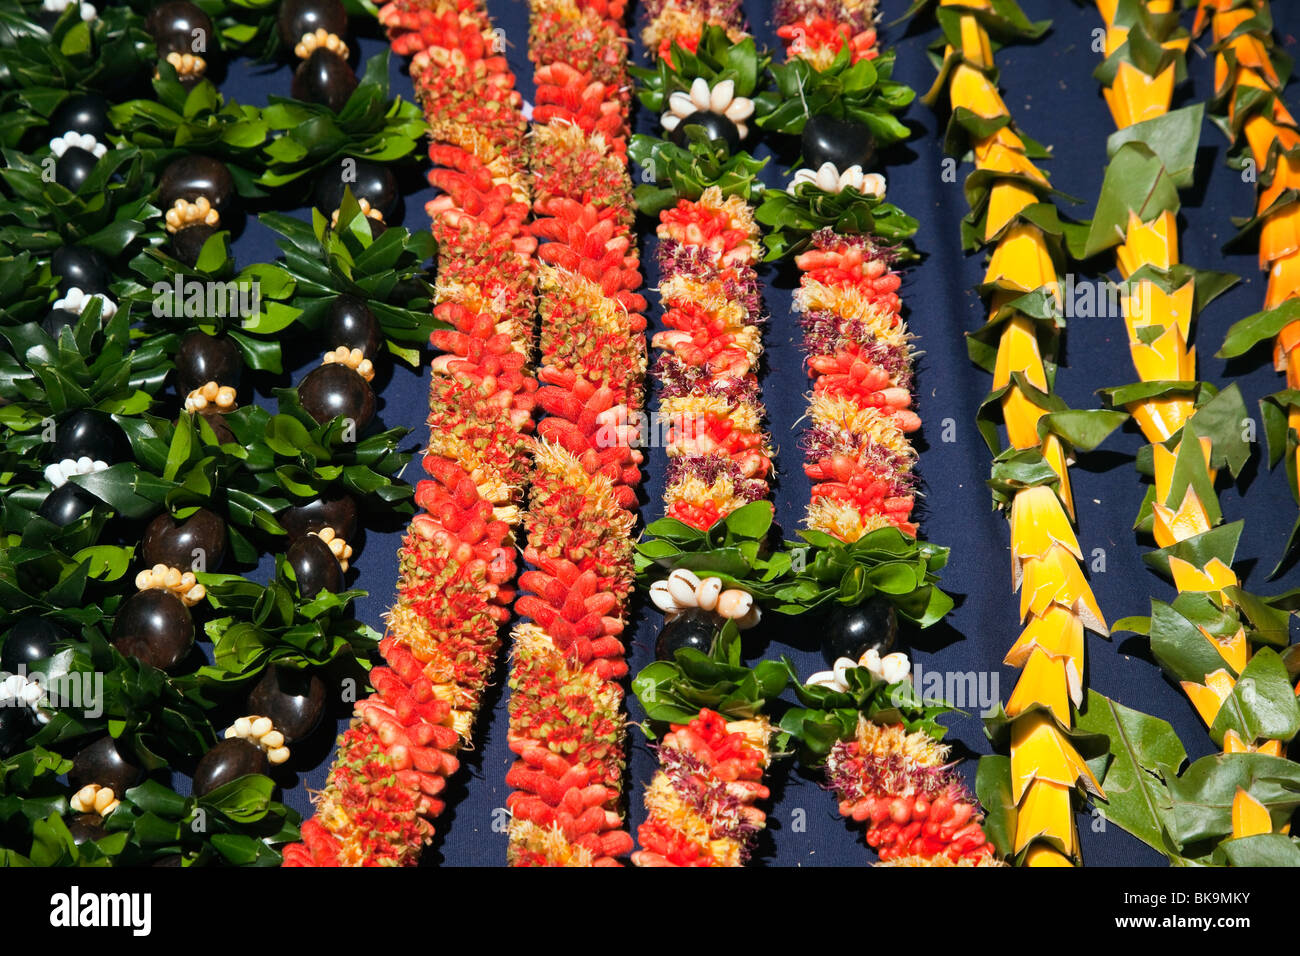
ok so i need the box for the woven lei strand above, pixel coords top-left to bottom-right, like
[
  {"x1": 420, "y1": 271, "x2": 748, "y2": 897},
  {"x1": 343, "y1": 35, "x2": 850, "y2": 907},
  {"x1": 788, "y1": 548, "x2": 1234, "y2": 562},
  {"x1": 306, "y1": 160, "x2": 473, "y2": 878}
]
[
  {"x1": 504, "y1": 0, "x2": 645, "y2": 867},
  {"x1": 282, "y1": 0, "x2": 536, "y2": 866}
]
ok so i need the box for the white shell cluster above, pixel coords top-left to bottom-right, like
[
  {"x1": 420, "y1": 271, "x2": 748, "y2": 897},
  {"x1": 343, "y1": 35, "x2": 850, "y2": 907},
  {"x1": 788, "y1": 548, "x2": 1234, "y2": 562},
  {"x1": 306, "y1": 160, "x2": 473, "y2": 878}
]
[
  {"x1": 44, "y1": 456, "x2": 108, "y2": 489},
  {"x1": 70, "y1": 783, "x2": 119, "y2": 816},
  {"x1": 135, "y1": 563, "x2": 206, "y2": 607},
  {"x1": 225, "y1": 715, "x2": 290, "y2": 765},
  {"x1": 649, "y1": 567, "x2": 761, "y2": 630},
  {"x1": 49, "y1": 131, "x2": 106, "y2": 161},
  {"x1": 0, "y1": 672, "x2": 50, "y2": 725},
  {"x1": 313, "y1": 527, "x2": 353, "y2": 572},
  {"x1": 661, "y1": 77, "x2": 756, "y2": 141},
  {"x1": 789, "y1": 162, "x2": 886, "y2": 198},
  {"x1": 806, "y1": 648, "x2": 911, "y2": 692},
  {"x1": 53, "y1": 286, "x2": 117, "y2": 321},
  {"x1": 42, "y1": 0, "x2": 96, "y2": 22}
]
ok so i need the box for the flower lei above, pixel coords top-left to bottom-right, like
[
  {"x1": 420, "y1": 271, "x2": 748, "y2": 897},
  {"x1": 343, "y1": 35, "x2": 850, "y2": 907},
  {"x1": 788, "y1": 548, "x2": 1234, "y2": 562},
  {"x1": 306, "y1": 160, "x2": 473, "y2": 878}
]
[
  {"x1": 283, "y1": 0, "x2": 535, "y2": 866},
  {"x1": 502, "y1": 0, "x2": 644, "y2": 867}
]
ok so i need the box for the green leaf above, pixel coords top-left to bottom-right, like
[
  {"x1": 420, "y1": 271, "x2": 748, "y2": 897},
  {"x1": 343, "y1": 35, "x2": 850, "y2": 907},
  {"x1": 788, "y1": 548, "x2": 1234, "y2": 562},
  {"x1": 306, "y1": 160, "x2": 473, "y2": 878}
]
[{"x1": 1208, "y1": 648, "x2": 1300, "y2": 747}]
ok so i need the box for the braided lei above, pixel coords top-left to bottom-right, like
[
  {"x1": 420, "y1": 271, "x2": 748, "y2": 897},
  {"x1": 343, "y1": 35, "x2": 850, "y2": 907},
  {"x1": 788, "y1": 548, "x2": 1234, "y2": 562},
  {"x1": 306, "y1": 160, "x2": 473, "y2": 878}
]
[
  {"x1": 284, "y1": 0, "x2": 536, "y2": 866},
  {"x1": 503, "y1": 0, "x2": 644, "y2": 868}
]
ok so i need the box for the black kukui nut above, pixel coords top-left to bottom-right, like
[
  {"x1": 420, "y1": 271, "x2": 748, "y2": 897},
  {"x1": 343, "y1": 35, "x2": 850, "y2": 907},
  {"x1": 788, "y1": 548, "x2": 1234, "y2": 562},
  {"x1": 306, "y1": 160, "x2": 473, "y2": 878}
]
[
  {"x1": 277, "y1": 0, "x2": 348, "y2": 48},
  {"x1": 69, "y1": 736, "x2": 145, "y2": 795},
  {"x1": 38, "y1": 483, "x2": 99, "y2": 527},
  {"x1": 175, "y1": 331, "x2": 242, "y2": 395},
  {"x1": 169, "y1": 223, "x2": 219, "y2": 268},
  {"x1": 111, "y1": 589, "x2": 194, "y2": 671},
  {"x1": 292, "y1": 48, "x2": 357, "y2": 113},
  {"x1": 279, "y1": 491, "x2": 358, "y2": 542},
  {"x1": 142, "y1": 507, "x2": 227, "y2": 572},
  {"x1": 54, "y1": 146, "x2": 98, "y2": 193},
  {"x1": 287, "y1": 534, "x2": 343, "y2": 599},
  {"x1": 152, "y1": 854, "x2": 185, "y2": 867},
  {"x1": 247, "y1": 665, "x2": 327, "y2": 743},
  {"x1": 668, "y1": 110, "x2": 742, "y2": 153},
  {"x1": 192, "y1": 737, "x2": 269, "y2": 797},
  {"x1": 145, "y1": 1, "x2": 213, "y2": 57},
  {"x1": 655, "y1": 608, "x2": 718, "y2": 661},
  {"x1": 801, "y1": 114, "x2": 876, "y2": 175},
  {"x1": 0, "y1": 704, "x2": 33, "y2": 759},
  {"x1": 0, "y1": 617, "x2": 70, "y2": 673},
  {"x1": 298, "y1": 362, "x2": 375, "y2": 428},
  {"x1": 66, "y1": 813, "x2": 108, "y2": 846},
  {"x1": 52, "y1": 408, "x2": 123, "y2": 464},
  {"x1": 821, "y1": 596, "x2": 897, "y2": 666},
  {"x1": 313, "y1": 161, "x2": 398, "y2": 221},
  {"x1": 51, "y1": 245, "x2": 110, "y2": 295},
  {"x1": 326, "y1": 295, "x2": 383, "y2": 359},
  {"x1": 50, "y1": 93, "x2": 112, "y2": 139},
  {"x1": 41, "y1": 308, "x2": 81, "y2": 340},
  {"x1": 159, "y1": 155, "x2": 235, "y2": 214}
]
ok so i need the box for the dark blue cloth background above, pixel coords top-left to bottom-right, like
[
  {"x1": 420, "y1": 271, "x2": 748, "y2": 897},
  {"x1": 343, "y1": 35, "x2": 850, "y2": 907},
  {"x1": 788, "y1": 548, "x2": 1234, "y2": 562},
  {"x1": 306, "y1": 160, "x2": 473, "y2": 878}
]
[{"x1": 220, "y1": 0, "x2": 1300, "y2": 866}]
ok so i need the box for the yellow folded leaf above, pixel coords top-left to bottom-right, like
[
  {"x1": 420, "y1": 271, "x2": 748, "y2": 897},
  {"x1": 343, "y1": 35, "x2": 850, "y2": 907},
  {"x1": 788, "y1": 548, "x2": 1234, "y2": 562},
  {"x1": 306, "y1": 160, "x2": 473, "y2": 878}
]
[
  {"x1": 1096, "y1": 0, "x2": 1119, "y2": 28},
  {"x1": 1006, "y1": 647, "x2": 1072, "y2": 720},
  {"x1": 1009, "y1": 484, "x2": 1081, "y2": 585},
  {"x1": 1001, "y1": 386, "x2": 1047, "y2": 451},
  {"x1": 1179, "y1": 668, "x2": 1236, "y2": 727},
  {"x1": 1124, "y1": 279, "x2": 1194, "y2": 345},
  {"x1": 1040, "y1": 434, "x2": 1074, "y2": 520},
  {"x1": 1118, "y1": 210, "x2": 1179, "y2": 275},
  {"x1": 1005, "y1": 605, "x2": 1085, "y2": 671},
  {"x1": 985, "y1": 224, "x2": 1057, "y2": 292},
  {"x1": 1127, "y1": 395, "x2": 1194, "y2": 444},
  {"x1": 950, "y1": 62, "x2": 1008, "y2": 120},
  {"x1": 1231, "y1": 788, "x2": 1272, "y2": 839},
  {"x1": 1011, "y1": 712, "x2": 1104, "y2": 802},
  {"x1": 1199, "y1": 625, "x2": 1248, "y2": 676},
  {"x1": 1024, "y1": 843, "x2": 1074, "y2": 866},
  {"x1": 1013, "y1": 779, "x2": 1078, "y2": 856},
  {"x1": 958, "y1": 13, "x2": 993, "y2": 69},
  {"x1": 1130, "y1": 325, "x2": 1193, "y2": 382},
  {"x1": 1265, "y1": 248, "x2": 1300, "y2": 311},
  {"x1": 1259, "y1": 204, "x2": 1300, "y2": 272},
  {"x1": 977, "y1": 142, "x2": 1049, "y2": 184},
  {"x1": 1151, "y1": 486, "x2": 1211, "y2": 548},
  {"x1": 985, "y1": 180, "x2": 1040, "y2": 241},
  {"x1": 1019, "y1": 545, "x2": 1109, "y2": 636},
  {"x1": 1102, "y1": 25, "x2": 1128, "y2": 59},
  {"x1": 1106, "y1": 60, "x2": 1174, "y2": 128}
]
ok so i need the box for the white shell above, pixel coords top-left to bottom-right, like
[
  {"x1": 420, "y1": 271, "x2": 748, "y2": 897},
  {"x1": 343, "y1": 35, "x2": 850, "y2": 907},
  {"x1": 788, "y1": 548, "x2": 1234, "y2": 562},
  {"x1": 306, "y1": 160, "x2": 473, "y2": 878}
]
[
  {"x1": 805, "y1": 668, "x2": 847, "y2": 692},
  {"x1": 815, "y1": 162, "x2": 840, "y2": 192},
  {"x1": 689, "y1": 76, "x2": 712, "y2": 112},
  {"x1": 860, "y1": 648, "x2": 883, "y2": 679},
  {"x1": 880, "y1": 652, "x2": 911, "y2": 684},
  {"x1": 649, "y1": 580, "x2": 681, "y2": 613},
  {"x1": 695, "y1": 577, "x2": 722, "y2": 612},
  {"x1": 862, "y1": 172, "x2": 887, "y2": 198},
  {"x1": 660, "y1": 112, "x2": 681, "y2": 132},
  {"x1": 709, "y1": 79, "x2": 735, "y2": 112},
  {"x1": 736, "y1": 605, "x2": 761, "y2": 630},
  {"x1": 667, "y1": 568, "x2": 701, "y2": 607},
  {"x1": 668, "y1": 90, "x2": 695, "y2": 118},
  {"x1": 724, "y1": 96, "x2": 755, "y2": 122},
  {"x1": 715, "y1": 588, "x2": 753, "y2": 620}
]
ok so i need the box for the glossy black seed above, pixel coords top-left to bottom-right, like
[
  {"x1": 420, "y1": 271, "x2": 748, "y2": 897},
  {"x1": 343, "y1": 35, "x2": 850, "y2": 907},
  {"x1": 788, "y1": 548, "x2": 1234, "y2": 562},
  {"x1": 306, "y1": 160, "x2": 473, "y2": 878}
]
[
  {"x1": 821, "y1": 596, "x2": 897, "y2": 667},
  {"x1": 69, "y1": 736, "x2": 145, "y2": 795},
  {"x1": 51, "y1": 245, "x2": 110, "y2": 295},
  {"x1": 655, "y1": 608, "x2": 718, "y2": 661},
  {"x1": 41, "y1": 308, "x2": 81, "y2": 339},
  {"x1": 145, "y1": 1, "x2": 213, "y2": 57},
  {"x1": 191, "y1": 737, "x2": 269, "y2": 797},
  {"x1": 297, "y1": 362, "x2": 375, "y2": 428},
  {"x1": 169, "y1": 223, "x2": 219, "y2": 267},
  {"x1": 55, "y1": 146, "x2": 98, "y2": 192},
  {"x1": 292, "y1": 48, "x2": 357, "y2": 113},
  {"x1": 159, "y1": 155, "x2": 235, "y2": 214},
  {"x1": 0, "y1": 705, "x2": 32, "y2": 759},
  {"x1": 50, "y1": 93, "x2": 112, "y2": 139},
  {"x1": 38, "y1": 483, "x2": 99, "y2": 527},
  {"x1": 286, "y1": 534, "x2": 343, "y2": 599},
  {"x1": 1, "y1": 618, "x2": 70, "y2": 673},
  {"x1": 66, "y1": 813, "x2": 107, "y2": 846},
  {"x1": 52, "y1": 408, "x2": 123, "y2": 463},
  {"x1": 279, "y1": 491, "x2": 358, "y2": 542},
  {"x1": 668, "y1": 110, "x2": 741, "y2": 153},
  {"x1": 175, "y1": 331, "x2": 242, "y2": 395},
  {"x1": 142, "y1": 507, "x2": 227, "y2": 572},
  {"x1": 325, "y1": 295, "x2": 383, "y2": 359},
  {"x1": 801, "y1": 114, "x2": 876, "y2": 176},
  {"x1": 313, "y1": 160, "x2": 398, "y2": 221},
  {"x1": 110, "y1": 590, "x2": 194, "y2": 671},
  {"x1": 247, "y1": 665, "x2": 327, "y2": 743},
  {"x1": 277, "y1": 0, "x2": 348, "y2": 49}
]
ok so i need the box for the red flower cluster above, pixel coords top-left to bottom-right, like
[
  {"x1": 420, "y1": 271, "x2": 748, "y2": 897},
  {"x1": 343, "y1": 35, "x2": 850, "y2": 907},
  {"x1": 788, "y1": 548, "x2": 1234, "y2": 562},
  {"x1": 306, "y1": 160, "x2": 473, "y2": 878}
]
[
  {"x1": 633, "y1": 709, "x2": 772, "y2": 867},
  {"x1": 504, "y1": 0, "x2": 645, "y2": 867},
  {"x1": 794, "y1": 230, "x2": 921, "y2": 540},
  {"x1": 283, "y1": 0, "x2": 535, "y2": 866}
]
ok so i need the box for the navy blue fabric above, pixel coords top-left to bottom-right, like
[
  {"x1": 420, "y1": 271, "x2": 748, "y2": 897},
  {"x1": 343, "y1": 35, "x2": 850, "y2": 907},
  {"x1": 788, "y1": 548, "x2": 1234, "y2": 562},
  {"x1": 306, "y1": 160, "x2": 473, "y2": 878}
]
[{"x1": 222, "y1": 0, "x2": 1300, "y2": 866}]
